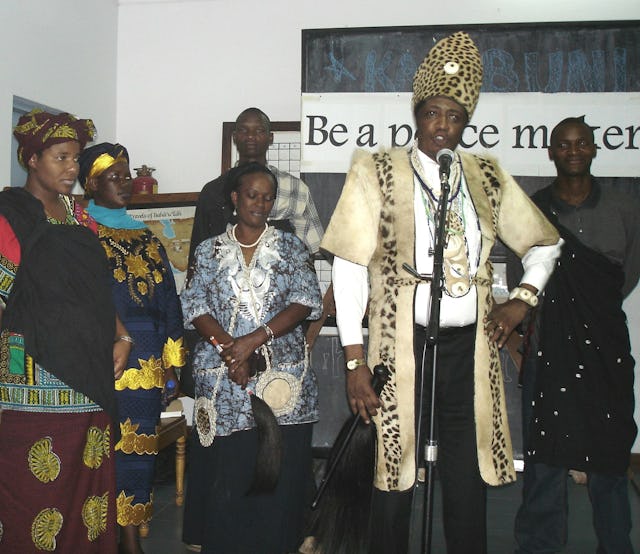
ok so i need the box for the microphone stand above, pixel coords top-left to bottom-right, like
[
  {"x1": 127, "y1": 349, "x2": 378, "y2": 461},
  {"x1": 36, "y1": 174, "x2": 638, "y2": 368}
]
[{"x1": 406, "y1": 164, "x2": 451, "y2": 554}]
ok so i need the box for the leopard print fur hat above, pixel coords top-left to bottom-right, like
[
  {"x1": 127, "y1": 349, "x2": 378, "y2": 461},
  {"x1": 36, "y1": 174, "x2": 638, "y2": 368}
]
[{"x1": 412, "y1": 31, "x2": 483, "y2": 118}]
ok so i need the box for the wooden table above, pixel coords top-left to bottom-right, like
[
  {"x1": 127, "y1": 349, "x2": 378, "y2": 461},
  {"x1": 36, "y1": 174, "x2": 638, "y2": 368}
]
[{"x1": 139, "y1": 414, "x2": 188, "y2": 538}]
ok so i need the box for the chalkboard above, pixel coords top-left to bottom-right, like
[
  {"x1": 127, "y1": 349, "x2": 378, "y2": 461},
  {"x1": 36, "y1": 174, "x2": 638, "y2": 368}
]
[
  {"x1": 310, "y1": 333, "x2": 351, "y2": 453},
  {"x1": 303, "y1": 22, "x2": 640, "y2": 94},
  {"x1": 303, "y1": 173, "x2": 345, "y2": 231}
]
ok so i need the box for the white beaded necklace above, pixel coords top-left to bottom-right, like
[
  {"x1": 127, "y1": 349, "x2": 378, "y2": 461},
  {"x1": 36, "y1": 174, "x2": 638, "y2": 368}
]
[{"x1": 232, "y1": 223, "x2": 268, "y2": 248}]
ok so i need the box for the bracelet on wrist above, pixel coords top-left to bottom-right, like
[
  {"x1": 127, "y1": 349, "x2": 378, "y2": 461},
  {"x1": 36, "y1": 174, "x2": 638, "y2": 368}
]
[
  {"x1": 208, "y1": 335, "x2": 224, "y2": 353},
  {"x1": 261, "y1": 324, "x2": 275, "y2": 345},
  {"x1": 115, "y1": 335, "x2": 135, "y2": 346},
  {"x1": 508, "y1": 286, "x2": 539, "y2": 307}
]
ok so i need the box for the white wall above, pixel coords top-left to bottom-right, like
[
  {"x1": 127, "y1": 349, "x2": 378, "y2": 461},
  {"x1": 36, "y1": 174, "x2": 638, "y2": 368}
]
[{"x1": 0, "y1": 0, "x2": 119, "y2": 187}]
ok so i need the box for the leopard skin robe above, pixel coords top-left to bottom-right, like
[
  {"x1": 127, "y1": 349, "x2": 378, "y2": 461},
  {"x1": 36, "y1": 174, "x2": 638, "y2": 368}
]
[{"x1": 321, "y1": 148, "x2": 559, "y2": 490}]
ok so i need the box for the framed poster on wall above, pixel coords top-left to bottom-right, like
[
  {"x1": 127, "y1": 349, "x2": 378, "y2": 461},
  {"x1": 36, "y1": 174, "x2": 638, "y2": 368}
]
[{"x1": 127, "y1": 193, "x2": 199, "y2": 292}]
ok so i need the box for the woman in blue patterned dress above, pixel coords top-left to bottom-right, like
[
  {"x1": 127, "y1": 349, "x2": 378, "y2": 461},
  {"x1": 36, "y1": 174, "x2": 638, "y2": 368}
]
[
  {"x1": 78, "y1": 143, "x2": 186, "y2": 554},
  {"x1": 181, "y1": 162, "x2": 322, "y2": 554}
]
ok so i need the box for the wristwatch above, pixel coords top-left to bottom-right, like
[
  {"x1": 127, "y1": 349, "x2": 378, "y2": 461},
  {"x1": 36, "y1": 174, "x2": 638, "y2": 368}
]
[
  {"x1": 346, "y1": 357, "x2": 367, "y2": 371},
  {"x1": 509, "y1": 286, "x2": 539, "y2": 307}
]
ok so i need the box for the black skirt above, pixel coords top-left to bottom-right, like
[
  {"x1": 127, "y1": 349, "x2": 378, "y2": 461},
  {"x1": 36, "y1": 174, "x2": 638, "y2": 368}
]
[{"x1": 183, "y1": 423, "x2": 314, "y2": 554}]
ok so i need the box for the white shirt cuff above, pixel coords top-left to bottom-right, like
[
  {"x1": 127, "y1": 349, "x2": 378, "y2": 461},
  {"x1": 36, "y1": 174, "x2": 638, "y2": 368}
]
[
  {"x1": 332, "y1": 256, "x2": 368, "y2": 346},
  {"x1": 520, "y1": 238, "x2": 564, "y2": 292}
]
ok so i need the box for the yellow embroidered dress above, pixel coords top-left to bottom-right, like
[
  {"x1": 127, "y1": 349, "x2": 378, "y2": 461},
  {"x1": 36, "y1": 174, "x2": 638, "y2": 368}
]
[{"x1": 88, "y1": 203, "x2": 185, "y2": 528}]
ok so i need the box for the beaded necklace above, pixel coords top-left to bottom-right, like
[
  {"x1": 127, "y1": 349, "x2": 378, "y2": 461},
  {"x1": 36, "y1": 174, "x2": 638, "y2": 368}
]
[
  {"x1": 46, "y1": 195, "x2": 77, "y2": 226},
  {"x1": 232, "y1": 223, "x2": 268, "y2": 248},
  {"x1": 413, "y1": 168, "x2": 466, "y2": 239},
  {"x1": 410, "y1": 144, "x2": 473, "y2": 298}
]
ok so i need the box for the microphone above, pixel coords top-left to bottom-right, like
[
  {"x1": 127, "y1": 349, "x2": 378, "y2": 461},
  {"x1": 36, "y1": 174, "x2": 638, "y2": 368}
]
[{"x1": 436, "y1": 148, "x2": 454, "y2": 180}]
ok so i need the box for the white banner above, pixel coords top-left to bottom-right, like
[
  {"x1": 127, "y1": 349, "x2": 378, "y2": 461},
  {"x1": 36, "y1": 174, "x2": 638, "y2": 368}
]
[{"x1": 301, "y1": 92, "x2": 640, "y2": 177}]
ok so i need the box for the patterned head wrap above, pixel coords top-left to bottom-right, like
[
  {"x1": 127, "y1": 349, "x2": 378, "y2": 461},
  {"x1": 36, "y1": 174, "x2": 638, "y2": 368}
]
[
  {"x1": 412, "y1": 31, "x2": 483, "y2": 118},
  {"x1": 77, "y1": 142, "x2": 130, "y2": 188},
  {"x1": 13, "y1": 109, "x2": 96, "y2": 168}
]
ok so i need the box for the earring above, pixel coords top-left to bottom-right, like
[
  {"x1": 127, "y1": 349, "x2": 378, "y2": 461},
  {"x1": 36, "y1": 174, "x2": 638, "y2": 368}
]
[{"x1": 233, "y1": 208, "x2": 237, "y2": 216}]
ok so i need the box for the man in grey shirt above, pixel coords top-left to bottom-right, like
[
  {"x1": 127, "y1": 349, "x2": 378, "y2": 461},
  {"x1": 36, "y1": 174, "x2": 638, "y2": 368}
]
[{"x1": 515, "y1": 116, "x2": 640, "y2": 554}]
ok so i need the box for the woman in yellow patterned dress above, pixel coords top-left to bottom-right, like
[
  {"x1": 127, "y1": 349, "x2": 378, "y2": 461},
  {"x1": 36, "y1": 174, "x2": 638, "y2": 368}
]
[
  {"x1": 0, "y1": 111, "x2": 131, "y2": 552},
  {"x1": 78, "y1": 142, "x2": 186, "y2": 554}
]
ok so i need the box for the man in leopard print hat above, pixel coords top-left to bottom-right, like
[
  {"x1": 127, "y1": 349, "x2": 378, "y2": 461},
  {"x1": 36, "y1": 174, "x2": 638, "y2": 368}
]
[{"x1": 320, "y1": 31, "x2": 563, "y2": 554}]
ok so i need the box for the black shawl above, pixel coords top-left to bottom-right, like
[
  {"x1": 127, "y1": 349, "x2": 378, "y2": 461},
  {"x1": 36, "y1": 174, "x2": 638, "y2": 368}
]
[
  {"x1": 0, "y1": 188, "x2": 117, "y2": 422},
  {"x1": 528, "y1": 186, "x2": 637, "y2": 474}
]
